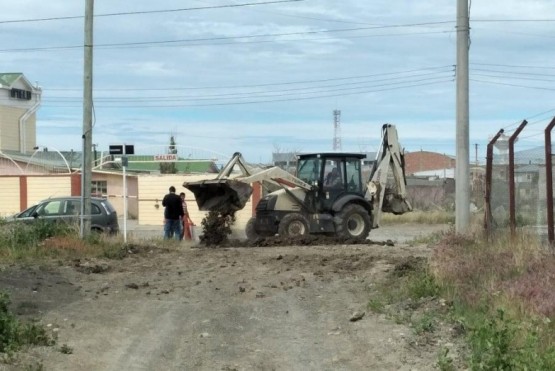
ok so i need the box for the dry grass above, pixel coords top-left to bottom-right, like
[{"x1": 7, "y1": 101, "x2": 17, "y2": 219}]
[
  {"x1": 431, "y1": 230, "x2": 555, "y2": 331},
  {"x1": 428, "y1": 231, "x2": 555, "y2": 368},
  {"x1": 381, "y1": 210, "x2": 455, "y2": 225}
]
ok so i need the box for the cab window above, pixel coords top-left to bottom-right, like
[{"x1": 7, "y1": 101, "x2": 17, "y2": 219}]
[
  {"x1": 297, "y1": 158, "x2": 320, "y2": 184},
  {"x1": 345, "y1": 158, "x2": 362, "y2": 193}
]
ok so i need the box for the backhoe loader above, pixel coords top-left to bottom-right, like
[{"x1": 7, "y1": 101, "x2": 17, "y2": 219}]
[{"x1": 184, "y1": 124, "x2": 412, "y2": 240}]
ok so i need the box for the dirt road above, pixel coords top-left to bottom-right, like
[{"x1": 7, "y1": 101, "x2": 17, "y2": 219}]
[{"x1": 2, "y1": 224, "x2": 449, "y2": 371}]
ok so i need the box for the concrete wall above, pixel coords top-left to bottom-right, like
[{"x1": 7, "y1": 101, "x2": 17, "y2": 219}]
[{"x1": 0, "y1": 106, "x2": 24, "y2": 152}]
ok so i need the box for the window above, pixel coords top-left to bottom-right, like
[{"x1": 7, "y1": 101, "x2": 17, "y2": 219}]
[
  {"x1": 92, "y1": 181, "x2": 107, "y2": 197},
  {"x1": 345, "y1": 158, "x2": 362, "y2": 193},
  {"x1": 324, "y1": 159, "x2": 345, "y2": 190},
  {"x1": 92, "y1": 203, "x2": 101, "y2": 215},
  {"x1": 36, "y1": 200, "x2": 63, "y2": 216},
  {"x1": 297, "y1": 157, "x2": 321, "y2": 184}
]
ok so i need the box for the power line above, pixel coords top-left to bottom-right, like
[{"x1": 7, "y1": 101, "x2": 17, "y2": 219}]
[
  {"x1": 472, "y1": 19, "x2": 555, "y2": 22},
  {"x1": 471, "y1": 62, "x2": 555, "y2": 70},
  {"x1": 44, "y1": 65, "x2": 454, "y2": 92},
  {"x1": 0, "y1": 0, "x2": 305, "y2": 24},
  {"x1": 39, "y1": 79, "x2": 454, "y2": 108},
  {"x1": 470, "y1": 78, "x2": 555, "y2": 91},
  {"x1": 39, "y1": 74, "x2": 455, "y2": 103},
  {"x1": 470, "y1": 67, "x2": 555, "y2": 78},
  {"x1": 0, "y1": 24, "x2": 453, "y2": 54},
  {"x1": 471, "y1": 72, "x2": 555, "y2": 83}
]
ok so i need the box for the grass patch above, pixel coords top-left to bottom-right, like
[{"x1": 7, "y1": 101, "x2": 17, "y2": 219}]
[
  {"x1": 0, "y1": 220, "x2": 139, "y2": 262},
  {"x1": 0, "y1": 292, "x2": 55, "y2": 355},
  {"x1": 368, "y1": 230, "x2": 555, "y2": 369},
  {"x1": 430, "y1": 231, "x2": 555, "y2": 369}
]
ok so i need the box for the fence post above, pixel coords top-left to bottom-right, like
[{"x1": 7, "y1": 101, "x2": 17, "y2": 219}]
[
  {"x1": 508, "y1": 120, "x2": 528, "y2": 237},
  {"x1": 545, "y1": 117, "x2": 555, "y2": 246},
  {"x1": 485, "y1": 129, "x2": 505, "y2": 236}
]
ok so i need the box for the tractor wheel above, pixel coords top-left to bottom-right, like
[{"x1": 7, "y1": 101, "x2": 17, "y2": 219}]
[
  {"x1": 245, "y1": 217, "x2": 274, "y2": 240},
  {"x1": 333, "y1": 204, "x2": 371, "y2": 239},
  {"x1": 278, "y1": 213, "x2": 309, "y2": 237}
]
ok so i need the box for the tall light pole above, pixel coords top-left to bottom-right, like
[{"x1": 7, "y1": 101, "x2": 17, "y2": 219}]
[
  {"x1": 81, "y1": 0, "x2": 94, "y2": 238},
  {"x1": 456, "y1": 0, "x2": 470, "y2": 233}
]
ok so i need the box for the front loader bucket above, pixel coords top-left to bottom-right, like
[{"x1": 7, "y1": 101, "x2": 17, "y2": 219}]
[{"x1": 184, "y1": 179, "x2": 253, "y2": 214}]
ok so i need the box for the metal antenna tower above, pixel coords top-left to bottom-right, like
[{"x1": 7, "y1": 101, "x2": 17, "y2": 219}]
[{"x1": 333, "y1": 109, "x2": 342, "y2": 151}]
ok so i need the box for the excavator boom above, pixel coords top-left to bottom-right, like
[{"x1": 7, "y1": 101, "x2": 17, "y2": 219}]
[{"x1": 366, "y1": 124, "x2": 412, "y2": 227}]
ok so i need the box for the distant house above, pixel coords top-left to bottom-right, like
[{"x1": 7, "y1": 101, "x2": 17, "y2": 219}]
[
  {"x1": 404, "y1": 151, "x2": 456, "y2": 176},
  {"x1": 0, "y1": 73, "x2": 42, "y2": 153}
]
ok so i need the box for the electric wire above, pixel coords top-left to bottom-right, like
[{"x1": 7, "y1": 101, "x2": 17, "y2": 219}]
[
  {"x1": 0, "y1": 0, "x2": 305, "y2": 24},
  {"x1": 44, "y1": 65, "x2": 454, "y2": 92},
  {"x1": 39, "y1": 79, "x2": 454, "y2": 108},
  {"x1": 41, "y1": 75, "x2": 453, "y2": 103},
  {"x1": 0, "y1": 24, "x2": 454, "y2": 54},
  {"x1": 470, "y1": 62, "x2": 555, "y2": 70},
  {"x1": 470, "y1": 78, "x2": 555, "y2": 92},
  {"x1": 470, "y1": 68, "x2": 555, "y2": 78},
  {"x1": 471, "y1": 73, "x2": 555, "y2": 83},
  {"x1": 40, "y1": 69, "x2": 454, "y2": 100}
]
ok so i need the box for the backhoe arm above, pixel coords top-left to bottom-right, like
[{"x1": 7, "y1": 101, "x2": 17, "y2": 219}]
[{"x1": 366, "y1": 124, "x2": 412, "y2": 228}]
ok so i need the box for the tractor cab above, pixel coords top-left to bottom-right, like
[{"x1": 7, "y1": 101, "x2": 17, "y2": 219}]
[{"x1": 296, "y1": 153, "x2": 367, "y2": 211}]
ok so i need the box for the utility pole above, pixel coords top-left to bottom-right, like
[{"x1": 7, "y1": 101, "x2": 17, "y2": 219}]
[
  {"x1": 81, "y1": 0, "x2": 94, "y2": 238},
  {"x1": 456, "y1": 0, "x2": 470, "y2": 233},
  {"x1": 475, "y1": 143, "x2": 478, "y2": 166}
]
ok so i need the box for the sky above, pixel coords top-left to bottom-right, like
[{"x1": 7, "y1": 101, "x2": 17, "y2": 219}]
[{"x1": 2, "y1": 0, "x2": 555, "y2": 165}]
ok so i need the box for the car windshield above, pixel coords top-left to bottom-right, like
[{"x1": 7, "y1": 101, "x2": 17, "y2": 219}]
[{"x1": 18, "y1": 205, "x2": 37, "y2": 218}]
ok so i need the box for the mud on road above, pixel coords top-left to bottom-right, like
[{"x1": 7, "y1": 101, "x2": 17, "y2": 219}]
[{"x1": 1, "y1": 224, "x2": 450, "y2": 371}]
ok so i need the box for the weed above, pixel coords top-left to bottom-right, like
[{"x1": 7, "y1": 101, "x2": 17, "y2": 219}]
[
  {"x1": 367, "y1": 298, "x2": 385, "y2": 313},
  {"x1": 406, "y1": 269, "x2": 440, "y2": 300},
  {"x1": 437, "y1": 347, "x2": 455, "y2": 371},
  {"x1": 59, "y1": 343, "x2": 73, "y2": 354},
  {"x1": 24, "y1": 362, "x2": 45, "y2": 371},
  {"x1": 412, "y1": 313, "x2": 436, "y2": 335}
]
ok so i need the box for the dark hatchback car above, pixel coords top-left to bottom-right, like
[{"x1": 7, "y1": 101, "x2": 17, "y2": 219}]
[{"x1": 10, "y1": 196, "x2": 119, "y2": 234}]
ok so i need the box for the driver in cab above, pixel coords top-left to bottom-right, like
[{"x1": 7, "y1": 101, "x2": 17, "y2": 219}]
[{"x1": 325, "y1": 167, "x2": 343, "y2": 189}]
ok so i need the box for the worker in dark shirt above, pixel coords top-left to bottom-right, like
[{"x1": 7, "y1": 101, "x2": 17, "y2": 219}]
[{"x1": 162, "y1": 186, "x2": 184, "y2": 240}]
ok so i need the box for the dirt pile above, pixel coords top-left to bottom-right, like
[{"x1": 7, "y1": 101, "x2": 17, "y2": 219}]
[
  {"x1": 197, "y1": 233, "x2": 395, "y2": 248},
  {"x1": 199, "y1": 211, "x2": 236, "y2": 246}
]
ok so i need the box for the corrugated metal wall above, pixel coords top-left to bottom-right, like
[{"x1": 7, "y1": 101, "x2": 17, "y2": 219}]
[
  {"x1": 0, "y1": 177, "x2": 20, "y2": 216},
  {"x1": 27, "y1": 176, "x2": 72, "y2": 206},
  {"x1": 137, "y1": 175, "x2": 253, "y2": 231}
]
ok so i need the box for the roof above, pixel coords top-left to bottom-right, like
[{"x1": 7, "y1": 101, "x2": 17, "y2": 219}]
[
  {"x1": 41, "y1": 196, "x2": 107, "y2": 202},
  {"x1": 514, "y1": 164, "x2": 541, "y2": 173},
  {"x1": 412, "y1": 168, "x2": 455, "y2": 179},
  {"x1": 297, "y1": 152, "x2": 367, "y2": 160},
  {"x1": 0, "y1": 73, "x2": 23, "y2": 87},
  {"x1": 126, "y1": 158, "x2": 218, "y2": 173}
]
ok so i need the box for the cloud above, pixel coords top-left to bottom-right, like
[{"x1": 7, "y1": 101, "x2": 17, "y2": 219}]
[{"x1": 2, "y1": 0, "x2": 555, "y2": 166}]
